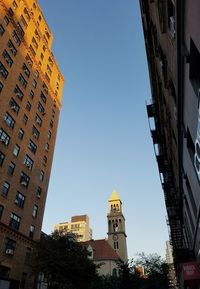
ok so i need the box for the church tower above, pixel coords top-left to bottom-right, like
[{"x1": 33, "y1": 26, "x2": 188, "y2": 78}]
[{"x1": 107, "y1": 190, "x2": 128, "y2": 262}]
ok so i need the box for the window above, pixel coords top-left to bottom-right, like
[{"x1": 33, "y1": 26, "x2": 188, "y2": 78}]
[
  {"x1": 8, "y1": 162, "x2": 15, "y2": 176},
  {"x1": 2, "y1": 50, "x2": 13, "y2": 67},
  {"x1": 167, "y1": 0, "x2": 176, "y2": 38},
  {"x1": 18, "y1": 128, "x2": 24, "y2": 140},
  {"x1": 0, "y1": 82, "x2": 3, "y2": 93},
  {"x1": 18, "y1": 74, "x2": 27, "y2": 88},
  {"x1": 46, "y1": 64, "x2": 52, "y2": 76},
  {"x1": 0, "y1": 128, "x2": 10, "y2": 146},
  {"x1": 0, "y1": 61, "x2": 8, "y2": 79},
  {"x1": 28, "y1": 139, "x2": 37, "y2": 154},
  {"x1": 32, "y1": 37, "x2": 38, "y2": 49},
  {"x1": 9, "y1": 98, "x2": 20, "y2": 114},
  {"x1": 3, "y1": 16, "x2": 9, "y2": 26},
  {"x1": 43, "y1": 156, "x2": 47, "y2": 165},
  {"x1": 32, "y1": 205, "x2": 38, "y2": 218},
  {"x1": 35, "y1": 114, "x2": 42, "y2": 127},
  {"x1": 42, "y1": 82, "x2": 48, "y2": 94},
  {"x1": 26, "y1": 102, "x2": 31, "y2": 112},
  {"x1": 34, "y1": 70, "x2": 39, "y2": 78},
  {"x1": 25, "y1": 53, "x2": 33, "y2": 67},
  {"x1": 30, "y1": 90, "x2": 34, "y2": 99},
  {"x1": 189, "y1": 39, "x2": 200, "y2": 96},
  {"x1": 29, "y1": 225, "x2": 35, "y2": 238},
  {"x1": 40, "y1": 53, "x2": 44, "y2": 60},
  {"x1": 114, "y1": 241, "x2": 119, "y2": 249},
  {"x1": 24, "y1": 154, "x2": 33, "y2": 170},
  {"x1": 36, "y1": 186, "x2": 41, "y2": 198},
  {"x1": 32, "y1": 79, "x2": 37, "y2": 89},
  {"x1": 22, "y1": 114, "x2": 28, "y2": 125},
  {"x1": 45, "y1": 143, "x2": 49, "y2": 152},
  {"x1": 14, "y1": 85, "x2": 24, "y2": 100},
  {"x1": 13, "y1": 144, "x2": 20, "y2": 156},
  {"x1": 48, "y1": 130, "x2": 51, "y2": 140},
  {"x1": 37, "y1": 102, "x2": 45, "y2": 115},
  {"x1": 43, "y1": 35, "x2": 48, "y2": 45},
  {"x1": 51, "y1": 109, "x2": 55, "y2": 118},
  {"x1": 30, "y1": 45, "x2": 36, "y2": 56},
  {"x1": 35, "y1": 30, "x2": 40, "y2": 41},
  {"x1": 42, "y1": 45, "x2": 46, "y2": 52},
  {"x1": 16, "y1": 22, "x2": 24, "y2": 37},
  {"x1": 0, "y1": 204, "x2": 4, "y2": 220},
  {"x1": 20, "y1": 171, "x2": 30, "y2": 187},
  {"x1": 12, "y1": 30, "x2": 21, "y2": 46},
  {"x1": 40, "y1": 92, "x2": 46, "y2": 103},
  {"x1": 39, "y1": 170, "x2": 45, "y2": 182},
  {"x1": 22, "y1": 63, "x2": 30, "y2": 77},
  {"x1": 4, "y1": 112, "x2": 15, "y2": 129},
  {"x1": 7, "y1": 40, "x2": 17, "y2": 56},
  {"x1": 0, "y1": 151, "x2": 5, "y2": 166},
  {"x1": 1, "y1": 181, "x2": 10, "y2": 196},
  {"x1": 50, "y1": 119, "x2": 53, "y2": 128},
  {"x1": 38, "y1": 15, "x2": 42, "y2": 21},
  {"x1": 0, "y1": 25, "x2": 5, "y2": 37},
  {"x1": 48, "y1": 56, "x2": 53, "y2": 67},
  {"x1": 9, "y1": 213, "x2": 21, "y2": 230},
  {"x1": 20, "y1": 15, "x2": 28, "y2": 28},
  {"x1": 5, "y1": 238, "x2": 16, "y2": 253},
  {"x1": 24, "y1": 8, "x2": 30, "y2": 21},
  {"x1": 12, "y1": 1, "x2": 18, "y2": 9},
  {"x1": 15, "y1": 191, "x2": 25, "y2": 208},
  {"x1": 32, "y1": 126, "x2": 40, "y2": 140},
  {"x1": 45, "y1": 73, "x2": 50, "y2": 83}
]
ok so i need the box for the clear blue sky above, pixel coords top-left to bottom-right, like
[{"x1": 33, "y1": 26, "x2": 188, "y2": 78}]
[{"x1": 38, "y1": 0, "x2": 169, "y2": 258}]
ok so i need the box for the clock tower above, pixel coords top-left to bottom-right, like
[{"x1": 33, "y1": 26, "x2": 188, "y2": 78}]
[{"x1": 107, "y1": 190, "x2": 128, "y2": 262}]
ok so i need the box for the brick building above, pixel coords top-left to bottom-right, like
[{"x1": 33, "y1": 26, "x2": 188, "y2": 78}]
[{"x1": 0, "y1": 0, "x2": 64, "y2": 287}]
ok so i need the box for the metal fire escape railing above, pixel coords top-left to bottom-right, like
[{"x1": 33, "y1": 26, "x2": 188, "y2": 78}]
[{"x1": 146, "y1": 102, "x2": 184, "y2": 251}]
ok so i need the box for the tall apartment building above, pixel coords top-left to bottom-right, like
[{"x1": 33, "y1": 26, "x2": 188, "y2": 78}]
[
  {"x1": 0, "y1": 0, "x2": 64, "y2": 287},
  {"x1": 139, "y1": 0, "x2": 200, "y2": 287},
  {"x1": 54, "y1": 215, "x2": 93, "y2": 242}
]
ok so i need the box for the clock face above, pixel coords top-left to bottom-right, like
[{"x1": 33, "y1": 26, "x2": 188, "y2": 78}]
[{"x1": 113, "y1": 234, "x2": 118, "y2": 241}]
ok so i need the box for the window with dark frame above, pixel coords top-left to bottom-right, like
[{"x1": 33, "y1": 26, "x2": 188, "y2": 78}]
[
  {"x1": 4, "y1": 112, "x2": 15, "y2": 129},
  {"x1": 12, "y1": 30, "x2": 21, "y2": 46},
  {"x1": 0, "y1": 24, "x2": 5, "y2": 36},
  {"x1": 9, "y1": 213, "x2": 21, "y2": 230},
  {"x1": 2, "y1": 50, "x2": 13, "y2": 67},
  {"x1": 189, "y1": 39, "x2": 200, "y2": 96},
  {"x1": 24, "y1": 154, "x2": 33, "y2": 170},
  {"x1": 13, "y1": 144, "x2": 20, "y2": 156},
  {"x1": 29, "y1": 225, "x2": 35, "y2": 238},
  {"x1": 0, "y1": 151, "x2": 5, "y2": 166},
  {"x1": 14, "y1": 84, "x2": 24, "y2": 100},
  {"x1": 15, "y1": 191, "x2": 25, "y2": 208},
  {"x1": 0, "y1": 128, "x2": 10, "y2": 146},
  {"x1": 28, "y1": 139, "x2": 37, "y2": 154},
  {"x1": 20, "y1": 171, "x2": 30, "y2": 187},
  {"x1": 7, "y1": 40, "x2": 17, "y2": 56},
  {"x1": 7, "y1": 162, "x2": 15, "y2": 176},
  {"x1": 18, "y1": 128, "x2": 24, "y2": 140},
  {"x1": 32, "y1": 205, "x2": 38, "y2": 218},
  {"x1": 9, "y1": 98, "x2": 20, "y2": 114},
  {"x1": 18, "y1": 73, "x2": 27, "y2": 88},
  {"x1": 0, "y1": 204, "x2": 4, "y2": 220},
  {"x1": 0, "y1": 61, "x2": 8, "y2": 79},
  {"x1": 1, "y1": 181, "x2": 10, "y2": 196},
  {"x1": 22, "y1": 63, "x2": 30, "y2": 78},
  {"x1": 0, "y1": 82, "x2": 3, "y2": 93},
  {"x1": 32, "y1": 126, "x2": 40, "y2": 140}
]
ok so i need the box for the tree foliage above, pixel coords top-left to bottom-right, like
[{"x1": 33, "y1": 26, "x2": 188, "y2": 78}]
[{"x1": 32, "y1": 231, "x2": 100, "y2": 289}]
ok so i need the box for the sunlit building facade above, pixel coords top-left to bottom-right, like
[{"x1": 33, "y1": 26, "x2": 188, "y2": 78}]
[
  {"x1": 140, "y1": 0, "x2": 200, "y2": 287},
  {"x1": 0, "y1": 0, "x2": 64, "y2": 287},
  {"x1": 54, "y1": 215, "x2": 93, "y2": 242}
]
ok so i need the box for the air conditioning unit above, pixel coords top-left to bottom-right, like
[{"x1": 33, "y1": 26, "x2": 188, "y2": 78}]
[
  {"x1": 6, "y1": 249, "x2": 14, "y2": 255},
  {"x1": 169, "y1": 16, "x2": 176, "y2": 38},
  {"x1": 21, "y1": 181, "x2": 27, "y2": 186}
]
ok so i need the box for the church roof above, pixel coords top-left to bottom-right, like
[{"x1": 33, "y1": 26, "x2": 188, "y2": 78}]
[
  {"x1": 81, "y1": 239, "x2": 120, "y2": 261},
  {"x1": 109, "y1": 190, "x2": 120, "y2": 202}
]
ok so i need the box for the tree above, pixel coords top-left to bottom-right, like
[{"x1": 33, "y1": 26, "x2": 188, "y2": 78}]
[
  {"x1": 32, "y1": 231, "x2": 100, "y2": 289},
  {"x1": 131, "y1": 253, "x2": 170, "y2": 289}
]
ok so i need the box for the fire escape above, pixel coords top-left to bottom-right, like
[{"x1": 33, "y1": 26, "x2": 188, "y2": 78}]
[{"x1": 146, "y1": 102, "x2": 185, "y2": 257}]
